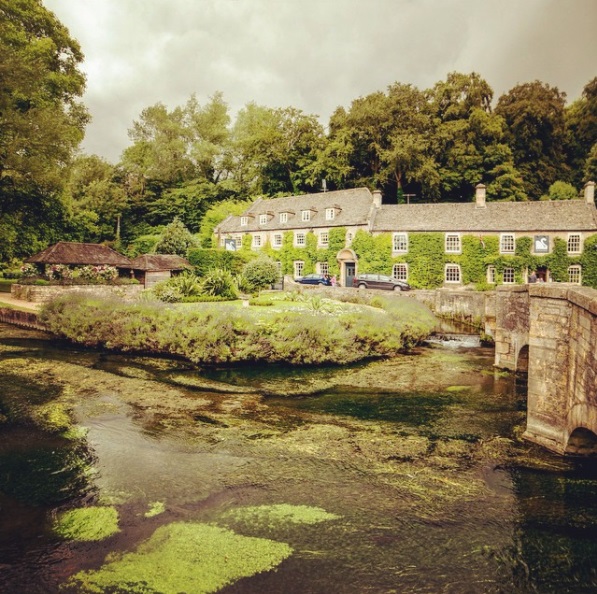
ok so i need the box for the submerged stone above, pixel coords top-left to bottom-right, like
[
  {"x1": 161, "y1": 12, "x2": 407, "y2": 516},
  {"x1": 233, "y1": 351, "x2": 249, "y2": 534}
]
[{"x1": 64, "y1": 522, "x2": 292, "y2": 594}]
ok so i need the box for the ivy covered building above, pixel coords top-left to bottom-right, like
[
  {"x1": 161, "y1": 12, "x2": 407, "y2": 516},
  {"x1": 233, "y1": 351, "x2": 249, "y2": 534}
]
[{"x1": 214, "y1": 182, "x2": 597, "y2": 289}]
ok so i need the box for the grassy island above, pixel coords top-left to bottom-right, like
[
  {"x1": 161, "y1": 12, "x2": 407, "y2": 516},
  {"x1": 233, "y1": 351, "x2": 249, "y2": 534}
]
[{"x1": 39, "y1": 291, "x2": 436, "y2": 366}]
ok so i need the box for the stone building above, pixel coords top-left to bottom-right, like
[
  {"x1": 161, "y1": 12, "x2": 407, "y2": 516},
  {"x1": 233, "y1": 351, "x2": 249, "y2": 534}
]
[{"x1": 214, "y1": 182, "x2": 597, "y2": 288}]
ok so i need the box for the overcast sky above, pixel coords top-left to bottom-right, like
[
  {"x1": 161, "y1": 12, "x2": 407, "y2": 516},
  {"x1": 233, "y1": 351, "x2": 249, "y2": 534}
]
[{"x1": 44, "y1": 0, "x2": 597, "y2": 163}]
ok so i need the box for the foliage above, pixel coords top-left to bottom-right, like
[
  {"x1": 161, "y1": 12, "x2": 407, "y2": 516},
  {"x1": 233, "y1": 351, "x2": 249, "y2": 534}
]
[
  {"x1": 125, "y1": 233, "x2": 161, "y2": 257},
  {"x1": 154, "y1": 217, "x2": 198, "y2": 255},
  {"x1": 580, "y1": 234, "x2": 597, "y2": 288},
  {"x1": 40, "y1": 292, "x2": 436, "y2": 365},
  {"x1": 541, "y1": 181, "x2": 579, "y2": 201},
  {"x1": 53, "y1": 507, "x2": 119, "y2": 541},
  {"x1": 201, "y1": 268, "x2": 239, "y2": 300},
  {"x1": 187, "y1": 247, "x2": 252, "y2": 276},
  {"x1": 241, "y1": 255, "x2": 280, "y2": 292}
]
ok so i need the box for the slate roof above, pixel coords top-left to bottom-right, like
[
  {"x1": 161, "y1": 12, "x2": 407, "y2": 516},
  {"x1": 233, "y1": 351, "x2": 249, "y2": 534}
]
[
  {"x1": 371, "y1": 200, "x2": 597, "y2": 233},
  {"x1": 216, "y1": 188, "x2": 375, "y2": 233},
  {"x1": 26, "y1": 242, "x2": 132, "y2": 267},
  {"x1": 129, "y1": 254, "x2": 191, "y2": 271}
]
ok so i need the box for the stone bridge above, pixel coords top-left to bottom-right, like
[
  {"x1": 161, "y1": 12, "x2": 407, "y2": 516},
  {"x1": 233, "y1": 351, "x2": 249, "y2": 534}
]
[{"x1": 495, "y1": 284, "x2": 597, "y2": 456}]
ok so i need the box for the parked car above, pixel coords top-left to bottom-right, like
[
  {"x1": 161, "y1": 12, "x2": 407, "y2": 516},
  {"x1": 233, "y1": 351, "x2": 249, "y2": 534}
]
[
  {"x1": 352, "y1": 273, "x2": 411, "y2": 291},
  {"x1": 296, "y1": 273, "x2": 332, "y2": 286}
]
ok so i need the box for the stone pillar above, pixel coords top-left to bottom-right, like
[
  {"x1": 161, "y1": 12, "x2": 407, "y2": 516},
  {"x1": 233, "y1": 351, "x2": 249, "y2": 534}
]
[{"x1": 523, "y1": 284, "x2": 572, "y2": 454}]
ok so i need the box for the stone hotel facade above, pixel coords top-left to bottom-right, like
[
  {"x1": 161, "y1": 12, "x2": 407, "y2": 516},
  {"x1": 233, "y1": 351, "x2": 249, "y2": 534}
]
[{"x1": 215, "y1": 182, "x2": 597, "y2": 288}]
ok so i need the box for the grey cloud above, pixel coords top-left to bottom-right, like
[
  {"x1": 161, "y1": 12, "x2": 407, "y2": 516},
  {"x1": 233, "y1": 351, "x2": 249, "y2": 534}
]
[{"x1": 45, "y1": 0, "x2": 596, "y2": 162}]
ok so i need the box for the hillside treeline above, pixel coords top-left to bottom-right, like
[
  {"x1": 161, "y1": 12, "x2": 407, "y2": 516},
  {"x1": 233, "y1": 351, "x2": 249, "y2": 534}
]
[{"x1": 1, "y1": 1, "x2": 596, "y2": 263}]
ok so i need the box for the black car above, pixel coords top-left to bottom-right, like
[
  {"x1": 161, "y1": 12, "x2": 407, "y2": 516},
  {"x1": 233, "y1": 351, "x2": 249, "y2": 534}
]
[
  {"x1": 296, "y1": 273, "x2": 332, "y2": 286},
  {"x1": 352, "y1": 273, "x2": 411, "y2": 291}
]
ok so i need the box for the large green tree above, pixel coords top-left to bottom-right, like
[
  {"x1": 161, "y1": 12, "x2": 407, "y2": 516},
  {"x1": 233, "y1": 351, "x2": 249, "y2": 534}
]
[
  {"x1": 496, "y1": 81, "x2": 569, "y2": 200},
  {"x1": 0, "y1": 0, "x2": 88, "y2": 260}
]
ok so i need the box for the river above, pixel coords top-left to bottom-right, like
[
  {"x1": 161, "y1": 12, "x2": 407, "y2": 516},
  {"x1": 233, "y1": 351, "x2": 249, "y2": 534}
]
[{"x1": 0, "y1": 322, "x2": 596, "y2": 593}]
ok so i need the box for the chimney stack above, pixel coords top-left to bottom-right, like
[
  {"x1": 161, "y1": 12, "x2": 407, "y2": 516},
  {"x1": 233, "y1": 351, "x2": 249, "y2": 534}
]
[
  {"x1": 475, "y1": 183, "x2": 486, "y2": 207},
  {"x1": 372, "y1": 189, "x2": 382, "y2": 208},
  {"x1": 584, "y1": 181, "x2": 595, "y2": 205}
]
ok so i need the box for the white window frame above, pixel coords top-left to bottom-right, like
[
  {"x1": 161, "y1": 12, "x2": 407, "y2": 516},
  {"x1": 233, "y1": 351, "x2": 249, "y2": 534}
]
[
  {"x1": 294, "y1": 261, "x2": 304, "y2": 278},
  {"x1": 567, "y1": 233, "x2": 581, "y2": 254},
  {"x1": 500, "y1": 233, "x2": 515, "y2": 254},
  {"x1": 445, "y1": 264, "x2": 461, "y2": 284},
  {"x1": 319, "y1": 232, "x2": 329, "y2": 247},
  {"x1": 279, "y1": 212, "x2": 288, "y2": 224},
  {"x1": 503, "y1": 267, "x2": 515, "y2": 284},
  {"x1": 487, "y1": 266, "x2": 496, "y2": 284},
  {"x1": 393, "y1": 233, "x2": 408, "y2": 253},
  {"x1": 301, "y1": 210, "x2": 311, "y2": 222},
  {"x1": 325, "y1": 208, "x2": 335, "y2": 221},
  {"x1": 568, "y1": 265, "x2": 582, "y2": 284},
  {"x1": 252, "y1": 234, "x2": 262, "y2": 248},
  {"x1": 393, "y1": 263, "x2": 408, "y2": 281},
  {"x1": 318, "y1": 262, "x2": 329, "y2": 276},
  {"x1": 240, "y1": 216, "x2": 248, "y2": 227},
  {"x1": 445, "y1": 233, "x2": 461, "y2": 254},
  {"x1": 295, "y1": 232, "x2": 306, "y2": 247},
  {"x1": 259, "y1": 214, "x2": 268, "y2": 225},
  {"x1": 273, "y1": 233, "x2": 282, "y2": 248}
]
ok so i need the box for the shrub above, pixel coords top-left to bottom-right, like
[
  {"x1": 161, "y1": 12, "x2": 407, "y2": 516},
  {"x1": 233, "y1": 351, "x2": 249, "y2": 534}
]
[
  {"x1": 201, "y1": 268, "x2": 239, "y2": 300},
  {"x1": 155, "y1": 218, "x2": 198, "y2": 256},
  {"x1": 242, "y1": 256, "x2": 279, "y2": 292}
]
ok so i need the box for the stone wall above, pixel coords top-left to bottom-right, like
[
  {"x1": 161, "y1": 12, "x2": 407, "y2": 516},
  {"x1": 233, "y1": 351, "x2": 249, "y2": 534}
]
[{"x1": 11, "y1": 283, "x2": 144, "y2": 303}]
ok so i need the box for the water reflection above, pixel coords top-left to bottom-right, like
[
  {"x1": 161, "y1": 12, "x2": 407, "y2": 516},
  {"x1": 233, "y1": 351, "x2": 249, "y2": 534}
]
[{"x1": 0, "y1": 323, "x2": 596, "y2": 593}]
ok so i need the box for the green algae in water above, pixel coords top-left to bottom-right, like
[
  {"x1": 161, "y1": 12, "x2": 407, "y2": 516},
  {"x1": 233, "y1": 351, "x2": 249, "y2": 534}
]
[
  {"x1": 144, "y1": 500, "x2": 166, "y2": 518},
  {"x1": 221, "y1": 504, "x2": 341, "y2": 527},
  {"x1": 53, "y1": 506, "x2": 119, "y2": 541},
  {"x1": 64, "y1": 522, "x2": 293, "y2": 594}
]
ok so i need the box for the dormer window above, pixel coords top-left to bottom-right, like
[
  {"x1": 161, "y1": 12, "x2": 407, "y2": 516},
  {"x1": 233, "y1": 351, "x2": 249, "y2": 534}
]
[
  {"x1": 301, "y1": 210, "x2": 311, "y2": 222},
  {"x1": 325, "y1": 208, "x2": 335, "y2": 221},
  {"x1": 279, "y1": 212, "x2": 288, "y2": 224},
  {"x1": 259, "y1": 214, "x2": 268, "y2": 225},
  {"x1": 240, "y1": 216, "x2": 248, "y2": 227}
]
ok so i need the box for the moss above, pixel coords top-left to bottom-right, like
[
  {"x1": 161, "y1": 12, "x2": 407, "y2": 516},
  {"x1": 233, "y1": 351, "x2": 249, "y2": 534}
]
[
  {"x1": 65, "y1": 522, "x2": 292, "y2": 594},
  {"x1": 221, "y1": 504, "x2": 341, "y2": 527},
  {"x1": 53, "y1": 506, "x2": 119, "y2": 541},
  {"x1": 33, "y1": 402, "x2": 72, "y2": 433},
  {"x1": 144, "y1": 501, "x2": 166, "y2": 518}
]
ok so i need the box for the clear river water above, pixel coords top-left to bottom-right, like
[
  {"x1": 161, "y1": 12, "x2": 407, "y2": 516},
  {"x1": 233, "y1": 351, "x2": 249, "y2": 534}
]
[{"x1": 0, "y1": 322, "x2": 596, "y2": 593}]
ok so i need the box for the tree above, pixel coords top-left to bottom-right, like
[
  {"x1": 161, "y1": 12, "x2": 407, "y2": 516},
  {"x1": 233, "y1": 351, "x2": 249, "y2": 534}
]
[
  {"x1": 496, "y1": 81, "x2": 569, "y2": 199},
  {"x1": 242, "y1": 255, "x2": 279, "y2": 292},
  {"x1": 540, "y1": 181, "x2": 579, "y2": 201},
  {"x1": 154, "y1": 217, "x2": 198, "y2": 256},
  {"x1": 0, "y1": 0, "x2": 88, "y2": 260}
]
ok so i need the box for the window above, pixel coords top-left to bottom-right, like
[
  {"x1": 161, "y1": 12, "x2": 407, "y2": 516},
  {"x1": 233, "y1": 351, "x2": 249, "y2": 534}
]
[
  {"x1": 445, "y1": 233, "x2": 461, "y2": 253},
  {"x1": 279, "y1": 212, "x2": 288, "y2": 224},
  {"x1": 241, "y1": 216, "x2": 248, "y2": 227},
  {"x1": 487, "y1": 266, "x2": 496, "y2": 284},
  {"x1": 294, "y1": 261, "x2": 304, "y2": 278},
  {"x1": 325, "y1": 208, "x2": 335, "y2": 221},
  {"x1": 445, "y1": 264, "x2": 461, "y2": 283},
  {"x1": 393, "y1": 233, "x2": 408, "y2": 253},
  {"x1": 568, "y1": 265, "x2": 582, "y2": 284},
  {"x1": 301, "y1": 210, "x2": 311, "y2": 222},
  {"x1": 503, "y1": 267, "x2": 515, "y2": 284},
  {"x1": 273, "y1": 234, "x2": 282, "y2": 248},
  {"x1": 259, "y1": 214, "x2": 268, "y2": 225},
  {"x1": 318, "y1": 262, "x2": 329, "y2": 276},
  {"x1": 295, "y1": 232, "x2": 306, "y2": 246},
  {"x1": 319, "y1": 232, "x2": 329, "y2": 246},
  {"x1": 393, "y1": 263, "x2": 408, "y2": 281},
  {"x1": 500, "y1": 234, "x2": 515, "y2": 254},
  {"x1": 567, "y1": 233, "x2": 581, "y2": 254},
  {"x1": 252, "y1": 234, "x2": 262, "y2": 248}
]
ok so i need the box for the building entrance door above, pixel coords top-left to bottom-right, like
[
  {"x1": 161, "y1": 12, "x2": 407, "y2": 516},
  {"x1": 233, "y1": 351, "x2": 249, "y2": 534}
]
[{"x1": 345, "y1": 263, "x2": 355, "y2": 287}]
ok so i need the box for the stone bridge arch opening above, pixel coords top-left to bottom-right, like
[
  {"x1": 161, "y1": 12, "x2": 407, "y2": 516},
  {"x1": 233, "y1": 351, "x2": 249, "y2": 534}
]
[
  {"x1": 516, "y1": 344, "x2": 529, "y2": 374},
  {"x1": 565, "y1": 428, "x2": 597, "y2": 456}
]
